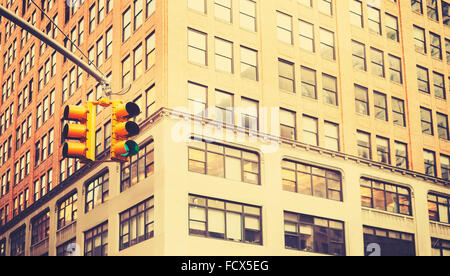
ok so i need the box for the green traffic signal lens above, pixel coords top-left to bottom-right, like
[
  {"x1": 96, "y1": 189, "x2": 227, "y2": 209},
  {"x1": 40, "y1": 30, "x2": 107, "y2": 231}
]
[{"x1": 122, "y1": 141, "x2": 140, "y2": 157}]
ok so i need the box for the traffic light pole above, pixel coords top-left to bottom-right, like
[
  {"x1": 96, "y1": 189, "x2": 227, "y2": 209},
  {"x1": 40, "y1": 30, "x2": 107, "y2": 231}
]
[{"x1": 0, "y1": 4, "x2": 111, "y2": 94}]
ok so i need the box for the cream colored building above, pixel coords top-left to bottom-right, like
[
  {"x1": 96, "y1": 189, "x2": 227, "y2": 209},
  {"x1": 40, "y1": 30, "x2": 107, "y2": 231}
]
[{"x1": 0, "y1": 0, "x2": 449, "y2": 256}]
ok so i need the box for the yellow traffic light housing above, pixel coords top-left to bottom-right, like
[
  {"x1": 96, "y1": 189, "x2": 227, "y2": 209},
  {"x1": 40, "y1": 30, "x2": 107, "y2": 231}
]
[
  {"x1": 111, "y1": 102, "x2": 141, "y2": 162},
  {"x1": 61, "y1": 103, "x2": 96, "y2": 161}
]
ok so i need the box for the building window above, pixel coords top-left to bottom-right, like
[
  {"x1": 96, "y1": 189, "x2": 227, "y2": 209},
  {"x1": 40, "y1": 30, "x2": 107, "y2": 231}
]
[
  {"x1": 145, "y1": 31, "x2": 156, "y2": 69},
  {"x1": 284, "y1": 211, "x2": 345, "y2": 256},
  {"x1": 215, "y1": 37, "x2": 233, "y2": 73},
  {"x1": 441, "y1": 154, "x2": 450, "y2": 180},
  {"x1": 395, "y1": 141, "x2": 408, "y2": 169},
  {"x1": 437, "y1": 112, "x2": 449, "y2": 140},
  {"x1": 433, "y1": 72, "x2": 446, "y2": 99},
  {"x1": 10, "y1": 225, "x2": 25, "y2": 256},
  {"x1": 240, "y1": 97, "x2": 258, "y2": 131},
  {"x1": 188, "y1": 139, "x2": 260, "y2": 185},
  {"x1": 424, "y1": 149, "x2": 437, "y2": 177},
  {"x1": 427, "y1": 0, "x2": 439, "y2": 20},
  {"x1": 324, "y1": 121, "x2": 339, "y2": 151},
  {"x1": 352, "y1": 40, "x2": 366, "y2": 71},
  {"x1": 120, "y1": 140, "x2": 154, "y2": 192},
  {"x1": 122, "y1": 7, "x2": 131, "y2": 42},
  {"x1": 392, "y1": 97, "x2": 405, "y2": 127},
  {"x1": 319, "y1": 28, "x2": 335, "y2": 60},
  {"x1": 431, "y1": 238, "x2": 450, "y2": 256},
  {"x1": 277, "y1": 11, "x2": 292, "y2": 44},
  {"x1": 302, "y1": 115, "x2": 318, "y2": 146},
  {"x1": 278, "y1": 59, "x2": 295, "y2": 93},
  {"x1": 360, "y1": 178, "x2": 412, "y2": 216},
  {"x1": 357, "y1": 130, "x2": 371, "y2": 159},
  {"x1": 188, "y1": 82, "x2": 207, "y2": 117},
  {"x1": 56, "y1": 238, "x2": 76, "y2": 256},
  {"x1": 368, "y1": 5, "x2": 381, "y2": 34},
  {"x1": 349, "y1": 0, "x2": 363, "y2": 28},
  {"x1": 215, "y1": 90, "x2": 234, "y2": 125},
  {"x1": 215, "y1": 0, "x2": 232, "y2": 23},
  {"x1": 133, "y1": 43, "x2": 143, "y2": 80},
  {"x1": 119, "y1": 197, "x2": 154, "y2": 250},
  {"x1": 188, "y1": 28, "x2": 207, "y2": 66},
  {"x1": 188, "y1": 0, "x2": 206, "y2": 14},
  {"x1": 413, "y1": 26, "x2": 426, "y2": 53},
  {"x1": 385, "y1": 13, "x2": 399, "y2": 41},
  {"x1": 240, "y1": 46, "x2": 258, "y2": 81},
  {"x1": 363, "y1": 226, "x2": 415, "y2": 256},
  {"x1": 300, "y1": 66, "x2": 316, "y2": 99},
  {"x1": 0, "y1": 238, "x2": 5, "y2": 256},
  {"x1": 376, "y1": 136, "x2": 390, "y2": 164},
  {"x1": 374, "y1": 92, "x2": 387, "y2": 121},
  {"x1": 318, "y1": 0, "x2": 333, "y2": 15},
  {"x1": 299, "y1": 19, "x2": 314, "y2": 52},
  {"x1": 121, "y1": 55, "x2": 131, "y2": 88},
  {"x1": 370, "y1": 48, "x2": 384, "y2": 77},
  {"x1": 134, "y1": 0, "x2": 143, "y2": 30},
  {"x1": 239, "y1": 0, "x2": 256, "y2": 32},
  {"x1": 322, "y1": 74, "x2": 338, "y2": 106},
  {"x1": 85, "y1": 170, "x2": 109, "y2": 212},
  {"x1": 282, "y1": 159, "x2": 342, "y2": 201},
  {"x1": 31, "y1": 210, "x2": 50, "y2": 245},
  {"x1": 420, "y1": 107, "x2": 434, "y2": 135},
  {"x1": 188, "y1": 194, "x2": 262, "y2": 245},
  {"x1": 428, "y1": 193, "x2": 450, "y2": 224},
  {"x1": 430, "y1": 32, "x2": 442, "y2": 59},
  {"x1": 280, "y1": 108, "x2": 296, "y2": 140},
  {"x1": 57, "y1": 191, "x2": 77, "y2": 230},
  {"x1": 84, "y1": 221, "x2": 108, "y2": 256},
  {"x1": 355, "y1": 85, "x2": 369, "y2": 115}
]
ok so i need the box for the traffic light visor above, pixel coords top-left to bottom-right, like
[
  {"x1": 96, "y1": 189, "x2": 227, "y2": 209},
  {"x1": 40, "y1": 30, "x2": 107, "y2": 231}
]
[
  {"x1": 63, "y1": 142, "x2": 87, "y2": 158},
  {"x1": 64, "y1": 105, "x2": 88, "y2": 121},
  {"x1": 114, "y1": 121, "x2": 140, "y2": 138},
  {"x1": 115, "y1": 102, "x2": 141, "y2": 120},
  {"x1": 62, "y1": 124, "x2": 87, "y2": 141}
]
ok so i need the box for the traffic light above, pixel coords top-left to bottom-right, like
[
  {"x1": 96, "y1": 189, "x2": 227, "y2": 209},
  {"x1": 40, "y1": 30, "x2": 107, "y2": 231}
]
[
  {"x1": 62, "y1": 103, "x2": 96, "y2": 161},
  {"x1": 111, "y1": 101, "x2": 141, "y2": 162}
]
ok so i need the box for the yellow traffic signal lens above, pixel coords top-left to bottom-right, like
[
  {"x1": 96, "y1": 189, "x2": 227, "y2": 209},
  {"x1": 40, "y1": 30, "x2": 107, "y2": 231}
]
[
  {"x1": 64, "y1": 105, "x2": 88, "y2": 121},
  {"x1": 62, "y1": 142, "x2": 87, "y2": 158},
  {"x1": 113, "y1": 121, "x2": 140, "y2": 138},
  {"x1": 62, "y1": 124, "x2": 87, "y2": 141},
  {"x1": 114, "y1": 102, "x2": 141, "y2": 120}
]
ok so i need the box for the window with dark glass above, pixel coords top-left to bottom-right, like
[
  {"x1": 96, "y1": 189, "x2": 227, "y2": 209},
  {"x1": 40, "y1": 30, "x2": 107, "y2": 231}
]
[
  {"x1": 282, "y1": 159, "x2": 342, "y2": 201},
  {"x1": 284, "y1": 211, "x2": 345, "y2": 256},
  {"x1": 431, "y1": 238, "x2": 450, "y2": 256},
  {"x1": 31, "y1": 210, "x2": 50, "y2": 245},
  {"x1": 363, "y1": 226, "x2": 415, "y2": 256},
  {"x1": 188, "y1": 139, "x2": 260, "y2": 185},
  {"x1": 360, "y1": 178, "x2": 412, "y2": 216},
  {"x1": 119, "y1": 197, "x2": 154, "y2": 250},
  {"x1": 428, "y1": 193, "x2": 450, "y2": 224},
  {"x1": 10, "y1": 225, "x2": 25, "y2": 256},
  {"x1": 188, "y1": 194, "x2": 262, "y2": 245},
  {"x1": 84, "y1": 221, "x2": 108, "y2": 256}
]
